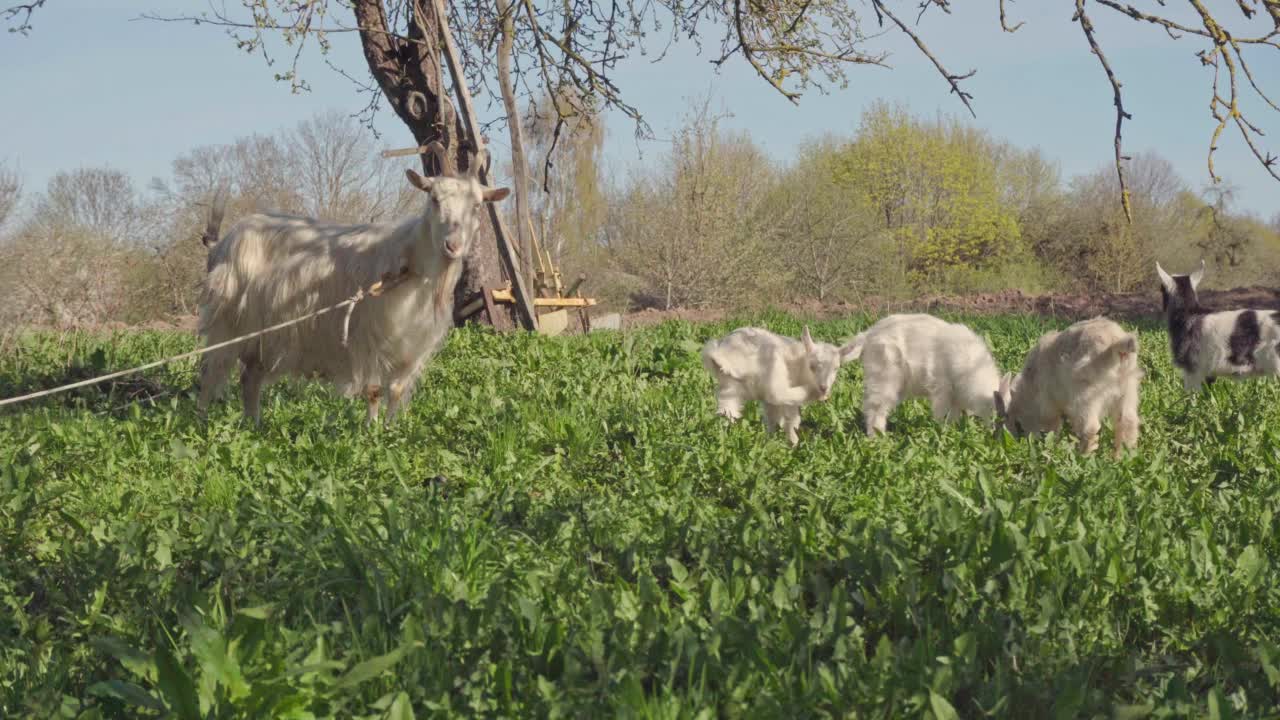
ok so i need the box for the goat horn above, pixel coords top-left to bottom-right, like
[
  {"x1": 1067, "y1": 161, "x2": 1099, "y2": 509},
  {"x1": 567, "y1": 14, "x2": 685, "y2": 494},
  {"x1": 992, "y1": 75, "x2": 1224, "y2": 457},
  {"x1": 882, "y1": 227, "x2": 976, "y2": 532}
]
[
  {"x1": 422, "y1": 141, "x2": 447, "y2": 173},
  {"x1": 202, "y1": 186, "x2": 229, "y2": 248},
  {"x1": 469, "y1": 148, "x2": 489, "y2": 178}
]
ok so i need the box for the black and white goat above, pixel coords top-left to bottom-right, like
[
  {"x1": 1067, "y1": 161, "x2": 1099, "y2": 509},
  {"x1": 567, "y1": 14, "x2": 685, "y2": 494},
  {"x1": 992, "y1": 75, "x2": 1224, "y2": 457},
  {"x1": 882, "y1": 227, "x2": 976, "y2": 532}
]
[{"x1": 1156, "y1": 260, "x2": 1280, "y2": 393}]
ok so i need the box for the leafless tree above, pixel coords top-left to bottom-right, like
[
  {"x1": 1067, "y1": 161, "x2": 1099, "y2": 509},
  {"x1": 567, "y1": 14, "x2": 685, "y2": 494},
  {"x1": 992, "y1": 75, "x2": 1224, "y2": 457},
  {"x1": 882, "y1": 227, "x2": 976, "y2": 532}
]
[
  {"x1": 0, "y1": 159, "x2": 19, "y2": 231},
  {"x1": 1126, "y1": 152, "x2": 1187, "y2": 213},
  {"x1": 34, "y1": 167, "x2": 146, "y2": 246},
  {"x1": 1195, "y1": 183, "x2": 1255, "y2": 268},
  {"x1": 606, "y1": 102, "x2": 786, "y2": 310},
  {"x1": 0, "y1": 168, "x2": 152, "y2": 328},
  {"x1": 1045, "y1": 152, "x2": 1190, "y2": 293},
  {"x1": 765, "y1": 136, "x2": 888, "y2": 303},
  {"x1": 519, "y1": 87, "x2": 606, "y2": 271},
  {"x1": 991, "y1": 144, "x2": 1066, "y2": 262},
  {"x1": 492, "y1": 0, "x2": 534, "y2": 286},
  {"x1": 289, "y1": 111, "x2": 419, "y2": 222}
]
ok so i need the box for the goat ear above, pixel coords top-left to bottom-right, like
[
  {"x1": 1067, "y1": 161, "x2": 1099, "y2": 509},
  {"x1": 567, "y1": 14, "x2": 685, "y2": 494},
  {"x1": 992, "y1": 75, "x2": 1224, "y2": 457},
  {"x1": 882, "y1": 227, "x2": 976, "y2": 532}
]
[
  {"x1": 801, "y1": 325, "x2": 815, "y2": 353},
  {"x1": 406, "y1": 169, "x2": 434, "y2": 193},
  {"x1": 993, "y1": 390, "x2": 1007, "y2": 419},
  {"x1": 483, "y1": 186, "x2": 511, "y2": 203},
  {"x1": 838, "y1": 341, "x2": 859, "y2": 364},
  {"x1": 1189, "y1": 258, "x2": 1206, "y2": 289},
  {"x1": 1155, "y1": 262, "x2": 1175, "y2": 293},
  {"x1": 998, "y1": 372, "x2": 1014, "y2": 405}
]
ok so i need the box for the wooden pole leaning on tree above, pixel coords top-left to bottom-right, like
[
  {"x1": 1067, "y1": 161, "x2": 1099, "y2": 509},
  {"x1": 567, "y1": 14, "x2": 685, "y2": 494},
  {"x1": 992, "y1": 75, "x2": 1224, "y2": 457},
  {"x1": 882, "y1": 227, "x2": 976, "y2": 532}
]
[
  {"x1": 381, "y1": 145, "x2": 444, "y2": 159},
  {"x1": 431, "y1": 0, "x2": 537, "y2": 332}
]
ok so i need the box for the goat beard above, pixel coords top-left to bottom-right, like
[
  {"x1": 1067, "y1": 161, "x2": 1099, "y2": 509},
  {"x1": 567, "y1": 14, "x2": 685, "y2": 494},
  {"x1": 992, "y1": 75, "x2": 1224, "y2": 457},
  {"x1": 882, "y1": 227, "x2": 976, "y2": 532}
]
[{"x1": 434, "y1": 258, "x2": 464, "y2": 310}]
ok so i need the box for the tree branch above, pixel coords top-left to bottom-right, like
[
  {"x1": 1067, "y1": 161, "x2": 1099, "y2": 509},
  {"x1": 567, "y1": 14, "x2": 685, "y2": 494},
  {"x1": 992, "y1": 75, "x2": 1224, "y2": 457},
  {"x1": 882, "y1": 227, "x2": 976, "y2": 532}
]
[
  {"x1": 1074, "y1": 0, "x2": 1133, "y2": 222},
  {"x1": 1190, "y1": 0, "x2": 1280, "y2": 183},
  {"x1": 733, "y1": 0, "x2": 798, "y2": 103},
  {"x1": 1091, "y1": 0, "x2": 1210, "y2": 38},
  {"x1": 871, "y1": 0, "x2": 976, "y2": 118},
  {"x1": 998, "y1": 0, "x2": 1025, "y2": 33},
  {"x1": 784, "y1": 0, "x2": 815, "y2": 35},
  {"x1": 1264, "y1": 0, "x2": 1280, "y2": 30},
  {"x1": 2, "y1": 0, "x2": 46, "y2": 34},
  {"x1": 1231, "y1": 38, "x2": 1280, "y2": 112}
]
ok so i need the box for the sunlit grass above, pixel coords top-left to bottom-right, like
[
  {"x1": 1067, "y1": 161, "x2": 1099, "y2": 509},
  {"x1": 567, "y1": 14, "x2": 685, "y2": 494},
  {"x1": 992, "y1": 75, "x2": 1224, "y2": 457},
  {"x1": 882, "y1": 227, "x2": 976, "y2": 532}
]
[{"x1": 2, "y1": 313, "x2": 1278, "y2": 717}]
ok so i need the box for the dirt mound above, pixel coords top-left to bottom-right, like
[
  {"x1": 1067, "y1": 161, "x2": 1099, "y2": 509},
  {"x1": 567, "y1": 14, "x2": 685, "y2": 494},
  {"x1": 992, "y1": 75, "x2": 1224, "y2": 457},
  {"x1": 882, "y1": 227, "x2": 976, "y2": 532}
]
[
  {"x1": 886, "y1": 286, "x2": 1280, "y2": 321},
  {"x1": 620, "y1": 286, "x2": 1280, "y2": 328},
  {"x1": 12, "y1": 315, "x2": 200, "y2": 335},
  {"x1": 10, "y1": 289, "x2": 1279, "y2": 336}
]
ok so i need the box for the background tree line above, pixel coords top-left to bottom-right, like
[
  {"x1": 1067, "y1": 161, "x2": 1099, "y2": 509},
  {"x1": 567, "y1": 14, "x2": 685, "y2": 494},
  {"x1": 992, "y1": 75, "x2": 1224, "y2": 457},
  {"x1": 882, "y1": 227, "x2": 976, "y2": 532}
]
[
  {"x1": 599, "y1": 100, "x2": 1280, "y2": 310},
  {"x1": 1, "y1": 99, "x2": 1278, "y2": 332}
]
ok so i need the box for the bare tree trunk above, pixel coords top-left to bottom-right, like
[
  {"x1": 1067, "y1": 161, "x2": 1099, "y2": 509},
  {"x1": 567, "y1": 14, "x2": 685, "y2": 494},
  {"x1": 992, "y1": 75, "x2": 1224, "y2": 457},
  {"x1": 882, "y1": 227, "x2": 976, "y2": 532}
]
[
  {"x1": 352, "y1": 0, "x2": 508, "y2": 325},
  {"x1": 496, "y1": 0, "x2": 533, "y2": 291}
]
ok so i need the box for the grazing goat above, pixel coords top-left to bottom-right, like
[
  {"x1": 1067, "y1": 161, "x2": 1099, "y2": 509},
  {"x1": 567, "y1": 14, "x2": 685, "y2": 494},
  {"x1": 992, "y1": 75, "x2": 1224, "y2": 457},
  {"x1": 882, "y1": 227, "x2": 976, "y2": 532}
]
[
  {"x1": 197, "y1": 144, "x2": 510, "y2": 425},
  {"x1": 841, "y1": 313, "x2": 1003, "y2": 436},
  {"x1": 701, "y1": 326, "x2": 857, "y2": 445},
  {"x1": 993, "y1": 316, "x2": 1141, "y2": 456},
  {"x1": 1157, "y1": 260, "x2": 1280, "y2": 393}
]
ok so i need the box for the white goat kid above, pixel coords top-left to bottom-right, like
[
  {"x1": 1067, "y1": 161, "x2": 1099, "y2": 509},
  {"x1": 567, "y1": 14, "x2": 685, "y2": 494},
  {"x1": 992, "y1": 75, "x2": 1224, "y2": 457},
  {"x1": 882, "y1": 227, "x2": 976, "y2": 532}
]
[
  {"x1": 197, "y1": 144, "x2": 510, "y2": 425},
  {"x1": 841, "y1": 313, "x2": 1003, "y2": 436},
  {"x1": 993, "y1": 316, "x2": 1142, "y2": 456},
  {"x1": 1156, "y1": 259, "x2": 1280, "y2": 393},
  {"x1": 701, "y1": 326, "x2": 856, "y2": 445}
]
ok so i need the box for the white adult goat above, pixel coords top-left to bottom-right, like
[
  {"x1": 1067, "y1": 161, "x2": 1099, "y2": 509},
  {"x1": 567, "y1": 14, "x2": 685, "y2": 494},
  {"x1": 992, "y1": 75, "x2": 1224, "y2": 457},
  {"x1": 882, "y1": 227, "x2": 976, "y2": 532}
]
[
  {"x1": 841, "y1": 313, "x2": 1003, "y2": 436},
  {"x1": 197, "y1": 144, "x2": 510, "y2": 425},
  {"x1": 994, "y1": 316, "x2": 1142, "y2": 455},
  {"x1": 701, "y1": 326, "x2": 857, "y2": 445}
]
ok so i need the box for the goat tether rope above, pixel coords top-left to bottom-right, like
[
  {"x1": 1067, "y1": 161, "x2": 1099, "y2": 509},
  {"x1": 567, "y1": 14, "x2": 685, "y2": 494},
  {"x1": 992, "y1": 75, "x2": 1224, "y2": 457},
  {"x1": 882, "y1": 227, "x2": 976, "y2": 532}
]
[{"x1": 0, "y1": 270, "x2": 412, "y2": 409}]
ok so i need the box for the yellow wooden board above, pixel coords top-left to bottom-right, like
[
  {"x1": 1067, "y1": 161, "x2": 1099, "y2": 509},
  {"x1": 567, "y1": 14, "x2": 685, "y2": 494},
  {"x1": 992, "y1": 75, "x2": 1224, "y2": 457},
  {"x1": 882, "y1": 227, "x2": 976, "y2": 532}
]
[
  {"x1": 536, "y1": 309, "x2": 570, "y2": 336},
  {"x1": 491, "y1": 287, "x2": 596, "y2": 308}
]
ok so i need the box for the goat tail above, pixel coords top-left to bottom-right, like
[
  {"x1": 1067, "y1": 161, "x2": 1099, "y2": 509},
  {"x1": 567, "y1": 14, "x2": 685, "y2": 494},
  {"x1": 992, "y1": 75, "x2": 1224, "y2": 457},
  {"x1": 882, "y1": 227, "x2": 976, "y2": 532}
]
[
  {"x1": 1106, "y1": 333, "x2": 1140, "y2": 369},
  {"x1": 701, "y1": 339, "x2": 727, "y2": 377},
  {"x1": 840, "y1": 331, "x2": 869, "y2": 362},
  {"x1": 197, "y1": 264, "x2": 239, "y2": 336},
  {"x1": 701, "y1": 339, "x2": 745, "y2": 380},
  {"x1": 201, "y1": 186, "x2": 229, "y2": 249}
]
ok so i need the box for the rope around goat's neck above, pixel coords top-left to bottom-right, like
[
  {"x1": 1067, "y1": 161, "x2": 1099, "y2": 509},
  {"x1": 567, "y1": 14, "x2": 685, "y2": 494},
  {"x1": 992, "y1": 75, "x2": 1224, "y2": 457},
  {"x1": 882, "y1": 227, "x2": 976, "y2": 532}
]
[{"x1": 340, "y1": 267, "x2": 412, "y2": 347}]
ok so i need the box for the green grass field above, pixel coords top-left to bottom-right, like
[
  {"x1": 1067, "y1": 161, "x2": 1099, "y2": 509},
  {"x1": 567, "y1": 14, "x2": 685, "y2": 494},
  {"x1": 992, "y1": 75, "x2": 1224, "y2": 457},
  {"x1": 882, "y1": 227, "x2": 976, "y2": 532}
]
[{"x1": 2, "y1": 313, "x2": 1279, "y2": 718}]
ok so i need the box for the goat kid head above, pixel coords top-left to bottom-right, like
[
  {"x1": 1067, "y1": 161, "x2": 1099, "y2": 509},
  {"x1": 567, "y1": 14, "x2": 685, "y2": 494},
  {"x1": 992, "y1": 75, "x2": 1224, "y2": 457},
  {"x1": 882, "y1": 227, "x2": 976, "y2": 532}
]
[
  {"x1": 800, "y1": 325, "x2": 860, "y2": 401},
  {"x1": 1156, "y1": 259, "x2": 1205, "y2": 312},
  {"x1": 405, "y1": 143, "x2": 511, "y2": 261}
]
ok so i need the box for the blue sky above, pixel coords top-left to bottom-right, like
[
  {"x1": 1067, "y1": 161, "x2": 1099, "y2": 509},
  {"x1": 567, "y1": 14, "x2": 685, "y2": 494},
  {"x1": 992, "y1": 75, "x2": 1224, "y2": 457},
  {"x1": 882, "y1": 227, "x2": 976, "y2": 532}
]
[{"x1": 1, "y1": 0, "x2": 1277, "y2": 217}]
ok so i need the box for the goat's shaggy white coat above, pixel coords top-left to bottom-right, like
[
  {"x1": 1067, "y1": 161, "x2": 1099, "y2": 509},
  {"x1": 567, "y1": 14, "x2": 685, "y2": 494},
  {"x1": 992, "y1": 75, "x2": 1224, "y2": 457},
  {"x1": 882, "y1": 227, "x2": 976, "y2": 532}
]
[
  {"x1": 1157, "y1": 260, "x2": 1280, "y2": 393},
  {"x1": 842, "y1": 313, "x2": 1003, "y2": 435},
  {"x1": 701, "y1": 326, "x2": 856, "y2": 445},
  {"x1": 995, "y1": 316, "x2": 1142, "y2": 455},
  {"x1": 198, "y1": 166, "x2": 509, "y2": 425}
]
